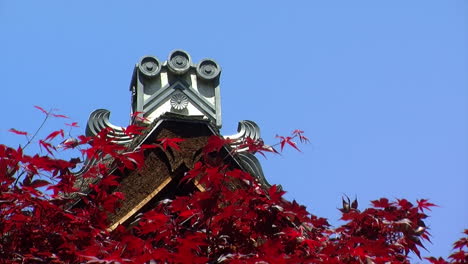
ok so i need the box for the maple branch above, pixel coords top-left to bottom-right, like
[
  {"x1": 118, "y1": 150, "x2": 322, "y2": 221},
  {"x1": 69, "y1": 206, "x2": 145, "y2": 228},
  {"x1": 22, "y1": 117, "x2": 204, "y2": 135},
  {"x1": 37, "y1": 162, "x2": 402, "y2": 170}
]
[{"x1": 22, "y1": 112, "x2": 49, "y2": 151}]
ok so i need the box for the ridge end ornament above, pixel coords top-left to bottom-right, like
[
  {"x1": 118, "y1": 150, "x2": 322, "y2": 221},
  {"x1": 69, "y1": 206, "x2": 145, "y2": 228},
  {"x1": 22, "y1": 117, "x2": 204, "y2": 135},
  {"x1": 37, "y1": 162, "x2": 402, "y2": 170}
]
[
  {"x1": 224, "y1": 120, "x2": 276, "y2": 188},
  {"x1": 225, "y1": 120, "x2": 261, "y2": 145},
  {"x1": 85, "y1": 109, "x2": 133, "y2": 144},
  {"x1": 85, "y1": 51, "x2": 224, "y2": 145}
]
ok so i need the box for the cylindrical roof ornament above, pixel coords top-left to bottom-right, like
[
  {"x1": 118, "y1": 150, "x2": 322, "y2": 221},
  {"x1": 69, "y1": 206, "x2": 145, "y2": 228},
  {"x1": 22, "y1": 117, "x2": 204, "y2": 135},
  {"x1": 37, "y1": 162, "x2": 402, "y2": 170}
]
[
  {"x1": 167, "y1": 50, "x2": 191, "y2": 75},
  {"x1": 138, "y1": 56, "x2": 161, "y2": 78},
  {"x1": 197, "y1": 59, "x2": 221, "y2": 80}
]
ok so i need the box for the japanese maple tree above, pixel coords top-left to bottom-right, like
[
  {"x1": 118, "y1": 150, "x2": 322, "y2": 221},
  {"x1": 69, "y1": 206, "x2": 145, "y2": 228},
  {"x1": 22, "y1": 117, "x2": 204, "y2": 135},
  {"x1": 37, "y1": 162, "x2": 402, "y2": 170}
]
[{"x1": 0, "y1": 107, "x2": 466, "y2": 263}]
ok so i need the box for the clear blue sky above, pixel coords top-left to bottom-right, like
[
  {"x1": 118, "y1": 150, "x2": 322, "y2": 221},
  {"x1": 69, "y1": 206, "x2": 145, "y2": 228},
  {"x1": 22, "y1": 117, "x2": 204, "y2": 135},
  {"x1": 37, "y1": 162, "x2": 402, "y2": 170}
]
[{"x1": 1, "y1": 0, "x2": 467, "y2": 260}]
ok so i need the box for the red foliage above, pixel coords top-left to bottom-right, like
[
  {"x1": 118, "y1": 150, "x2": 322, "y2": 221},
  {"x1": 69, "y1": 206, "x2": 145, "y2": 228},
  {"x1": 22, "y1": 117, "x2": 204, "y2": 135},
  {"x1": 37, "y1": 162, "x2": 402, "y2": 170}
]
[
  {"x1": 158, "y1": 138, "x2": 185, "y2": 151},
  {"x1": 8, "y1": 128, "x2": 28, "y2": 136},
  {"x1": 0, "y1": 122, "x2": 466, "y2": 264}
]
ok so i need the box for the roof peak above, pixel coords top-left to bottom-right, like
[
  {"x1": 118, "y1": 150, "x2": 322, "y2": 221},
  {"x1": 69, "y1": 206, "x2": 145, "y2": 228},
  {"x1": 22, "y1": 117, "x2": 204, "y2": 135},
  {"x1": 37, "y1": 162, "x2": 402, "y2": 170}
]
[{"x1": 129, "y1": 50, "x2": 222, "y2": 128}]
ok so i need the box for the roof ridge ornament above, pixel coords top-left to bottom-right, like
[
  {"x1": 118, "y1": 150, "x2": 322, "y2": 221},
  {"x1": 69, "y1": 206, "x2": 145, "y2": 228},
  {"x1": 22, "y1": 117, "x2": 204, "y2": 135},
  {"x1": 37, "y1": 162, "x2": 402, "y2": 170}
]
[
  {"x1": 83, "y1": 51, "x2": 272, "y2": 187},
  {"x1": 132, "y1": 49, "x2": 222, "y2": 127},
  {"x1": 86, "y1": 50, "x2": 222, "y2": 137},
  {"x1": 224, "y1": 120, "x2": 261, "y2": 144},
  {"x1": 224, "y1": 120, "x2": 275, "y2": 188},
  {"x1": 86, "y1": 109, "x2": 133, "y2": 144}
]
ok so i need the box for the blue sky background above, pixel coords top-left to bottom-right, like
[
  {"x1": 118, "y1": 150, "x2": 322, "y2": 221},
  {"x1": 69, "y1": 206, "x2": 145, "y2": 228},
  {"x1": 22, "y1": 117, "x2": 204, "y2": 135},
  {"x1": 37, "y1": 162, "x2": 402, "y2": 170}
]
[{"x1": 1, "y1": 0, "x2": 467, "y2": 260}]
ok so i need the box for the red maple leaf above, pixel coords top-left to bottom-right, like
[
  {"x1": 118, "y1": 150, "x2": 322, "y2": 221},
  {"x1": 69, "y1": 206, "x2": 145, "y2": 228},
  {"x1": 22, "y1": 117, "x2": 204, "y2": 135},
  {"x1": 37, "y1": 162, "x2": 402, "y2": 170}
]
[
  {"x1": 417, "y1": 199, "x2": 437, "y2": 212},
  {"x1": 8, "y1": 128, "x2": 28, "y2": 136},
  {"x1": 38, "y1": 140, "x2": 56, "y2": 155},
  {"x1": 28, "y1": 179, "x2": 50, "y2": 189},
  {"x1": 371, "y1": 198, "x2": 391, "y2": 208},
  {"x1": 51, "y1": 113, "x2": 69, "y2": 119},
  {"x1": 276, "y1": 135, "x2": 301, "y2": 152},
  {"x1": 123, "y1": 125, "x2": 146, "y2": 136},
  {"x1": 203, "y1": 135, "x2": 231, "y2": 154},
  {"x1": 159, "y1": 138, "x2": 185, "y2": 151},
  {"x1": 131, "y1": 111, "x2": 150, "y2": 122},
  {"x1": 65, "y1": 122, "x2": 79, "y2": 127},
  {"x1": 292, "y1": 129, "x2": 310, "y2": 143},
  {"x1": 34, "y1": 105, "x2": 49, "y2": 115},
  {"x1": 45, "y1": 129, "x2": 64, "y2": 141}
]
